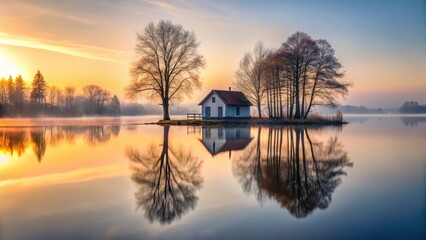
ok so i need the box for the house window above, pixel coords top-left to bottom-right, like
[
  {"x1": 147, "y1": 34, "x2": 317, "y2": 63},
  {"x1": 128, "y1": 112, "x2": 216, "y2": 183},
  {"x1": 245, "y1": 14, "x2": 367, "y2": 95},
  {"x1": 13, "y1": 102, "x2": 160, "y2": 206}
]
[
  {"x1": 218, "y1": 128, "x2": 224, "y2": 139},
  {"x1": 218, "y1": 107, "x2": 223, "y2": 117},
  {"x1": 205, "y1": 107, "x2": 211, "y2": 117},
  {"x1": 205, "y1": 128, "x2": 211, "y2": 139},
  {"x1": 236, "y1": 106, "x2": 240, "y2": 116},
  {"x1": 212, "y1": 97, "x2": 216, "y2": 103}
]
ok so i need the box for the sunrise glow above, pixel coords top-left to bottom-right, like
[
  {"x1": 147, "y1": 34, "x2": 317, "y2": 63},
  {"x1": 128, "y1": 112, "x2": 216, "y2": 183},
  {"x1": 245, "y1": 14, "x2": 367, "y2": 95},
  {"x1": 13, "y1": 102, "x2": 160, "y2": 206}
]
[{"x1": 0, "y1": 51, "x2": 21, "y2": 78}]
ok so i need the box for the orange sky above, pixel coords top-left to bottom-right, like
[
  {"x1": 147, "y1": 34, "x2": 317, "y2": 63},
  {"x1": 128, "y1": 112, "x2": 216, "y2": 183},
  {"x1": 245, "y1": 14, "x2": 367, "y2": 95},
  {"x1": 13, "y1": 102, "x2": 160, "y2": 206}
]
[{"x1": 0, "y1": 0, "x2": 425, "y2": 108}]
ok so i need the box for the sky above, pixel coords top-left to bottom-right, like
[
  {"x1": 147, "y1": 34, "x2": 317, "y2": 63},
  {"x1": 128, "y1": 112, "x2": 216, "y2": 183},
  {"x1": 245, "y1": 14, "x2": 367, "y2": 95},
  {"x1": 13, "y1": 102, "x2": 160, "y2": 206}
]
[{"x1": 0, "y1": 0, "x2": 425, "y2": 108}]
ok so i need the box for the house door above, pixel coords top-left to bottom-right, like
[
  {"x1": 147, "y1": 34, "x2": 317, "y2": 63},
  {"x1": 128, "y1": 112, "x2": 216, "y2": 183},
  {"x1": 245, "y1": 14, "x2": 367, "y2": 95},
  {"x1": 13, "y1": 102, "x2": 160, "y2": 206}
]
[
  {"x1": 205, "y1": 107, "x2": 211, "y2": 117},
  {"x1": 218, "y1": 107, "x2": 223, "y2": 117}
]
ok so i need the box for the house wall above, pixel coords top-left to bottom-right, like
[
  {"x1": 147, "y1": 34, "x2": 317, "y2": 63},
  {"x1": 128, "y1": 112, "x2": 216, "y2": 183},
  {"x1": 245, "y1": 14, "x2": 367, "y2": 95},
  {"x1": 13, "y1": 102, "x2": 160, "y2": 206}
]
[
  {"x1": 201, "y1": 127, "x2": 226, "y2": 155},
  {"x1": 226, "y1": 106, "x2": 250, "y2": 118},
  {"x1": 201, "y1": 92, "x2": 226, "y2": 118}
]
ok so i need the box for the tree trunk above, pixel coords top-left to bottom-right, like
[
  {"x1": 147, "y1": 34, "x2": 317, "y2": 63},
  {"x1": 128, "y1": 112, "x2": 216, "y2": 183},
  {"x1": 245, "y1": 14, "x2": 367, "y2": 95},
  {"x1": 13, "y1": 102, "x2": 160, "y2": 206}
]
[
  {"x1": 257, "y1": 101, "x2": 262, "y2": 118},
  {"x1": 162, "y1": 99, "x2": 170, "y2": 120},
  {"x1": 304, "y1": 70, "x2": 320, "y2": 119},
  {"x1": 294, "y1": 64, "x2": 301, "y2": 119}
]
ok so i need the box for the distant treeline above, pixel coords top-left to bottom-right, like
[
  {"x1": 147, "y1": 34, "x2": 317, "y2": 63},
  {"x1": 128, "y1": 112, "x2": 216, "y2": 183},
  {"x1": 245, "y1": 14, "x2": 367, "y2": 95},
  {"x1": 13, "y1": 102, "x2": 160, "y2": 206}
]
[
  {"x1": 399, "y1": 101, "x2": 426, "y2": 113},
  {"x1": 336, "y1": 105, "x2": 383, "y2": 114},
  {"x1": 0, "y1": 70, "x2": 121, "y2": 117},
  {"x1": 0, "y1": 70, "x2": 200, "y2": 117}
]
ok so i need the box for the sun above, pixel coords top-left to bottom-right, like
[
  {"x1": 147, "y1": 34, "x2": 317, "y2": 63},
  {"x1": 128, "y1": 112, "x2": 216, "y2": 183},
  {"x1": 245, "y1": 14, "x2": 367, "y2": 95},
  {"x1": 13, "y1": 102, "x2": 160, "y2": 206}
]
[{"x1": 0, "y1": 51, "x2": 21, "y2": 78}]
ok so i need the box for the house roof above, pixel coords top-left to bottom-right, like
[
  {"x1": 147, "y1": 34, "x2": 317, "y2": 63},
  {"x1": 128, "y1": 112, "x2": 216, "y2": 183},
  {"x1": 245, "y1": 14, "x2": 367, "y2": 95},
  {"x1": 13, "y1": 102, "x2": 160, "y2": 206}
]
[
  {"x1": 198, "y1": 90, "x2": 252, "y2": 106},
  {"x1": 199, "y1": 138, "x2": 253, "y2": 156}
]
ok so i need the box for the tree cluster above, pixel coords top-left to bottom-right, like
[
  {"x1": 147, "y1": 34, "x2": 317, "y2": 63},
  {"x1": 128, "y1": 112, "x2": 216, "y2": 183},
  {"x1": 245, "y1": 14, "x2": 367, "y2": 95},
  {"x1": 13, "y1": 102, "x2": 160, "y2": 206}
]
[
  {"x1": 0, "y1": 70, "x2": 121, "y2": 117},
  {"x1": 399, "y1": 101, "x2": 426, "y2": 113},
  {"x1": 235, "y1": 32, "x2": 350, "y2": 119}
]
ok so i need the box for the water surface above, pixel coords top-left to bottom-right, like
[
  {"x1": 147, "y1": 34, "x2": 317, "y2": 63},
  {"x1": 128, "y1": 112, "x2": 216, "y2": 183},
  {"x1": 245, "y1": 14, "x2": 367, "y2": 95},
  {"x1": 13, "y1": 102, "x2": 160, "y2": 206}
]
[{"x1": 0, "y1": 115, "x2": 424, "y2": 239}]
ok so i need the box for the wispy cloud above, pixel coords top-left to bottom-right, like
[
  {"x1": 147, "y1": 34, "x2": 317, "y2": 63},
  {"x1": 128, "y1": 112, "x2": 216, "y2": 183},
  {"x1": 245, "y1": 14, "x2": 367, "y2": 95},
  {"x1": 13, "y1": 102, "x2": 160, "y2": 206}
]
[{"x1": 0, "y1": 31, "x2": 131, "y2": 64}]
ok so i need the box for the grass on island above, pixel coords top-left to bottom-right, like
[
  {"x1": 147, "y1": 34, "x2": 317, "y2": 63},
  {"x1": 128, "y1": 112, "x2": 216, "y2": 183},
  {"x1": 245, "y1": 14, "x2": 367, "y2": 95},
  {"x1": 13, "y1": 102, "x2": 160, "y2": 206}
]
[{"x1": 154, "y1": 113, "x2": 346, "y2": 126}]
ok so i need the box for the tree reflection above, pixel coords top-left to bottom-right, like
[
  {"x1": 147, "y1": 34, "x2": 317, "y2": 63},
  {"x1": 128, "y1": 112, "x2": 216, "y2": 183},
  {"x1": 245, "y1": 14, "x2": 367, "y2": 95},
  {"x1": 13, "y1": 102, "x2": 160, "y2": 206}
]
[
  {"x1": 233, "y1": 127, "x2": 352, "y2": 218},
  {"x1": 0, "y1": 126, "x2": 120, "y2": 162},
  {"x1": 127, "y1": 126, "x2": 203, "y2": 225},
  {"x1": 0, "y1": 129, "x2": 28, "y2": 157},
  {"x1": 30, "y1": 128, "x2": 47, "y2": 162}
]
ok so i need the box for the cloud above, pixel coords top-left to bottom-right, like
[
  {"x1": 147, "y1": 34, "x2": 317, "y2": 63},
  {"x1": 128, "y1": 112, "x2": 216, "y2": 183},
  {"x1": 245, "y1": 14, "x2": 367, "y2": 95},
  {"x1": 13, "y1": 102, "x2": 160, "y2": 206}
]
[{"x1": 0, "y1": 31, "x2": 132, "y2": 64}]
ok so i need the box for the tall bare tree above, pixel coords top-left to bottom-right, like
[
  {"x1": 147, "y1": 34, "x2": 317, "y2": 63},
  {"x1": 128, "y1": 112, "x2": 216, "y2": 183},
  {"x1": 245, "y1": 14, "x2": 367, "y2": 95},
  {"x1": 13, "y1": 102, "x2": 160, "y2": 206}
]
[
  {"x1": 303, "y1": 40, "x2": 348, "y2": 118},
  {"x1": 126, "y1": 20, "x2": 205, "y2": 120},
  {"x1": 46, "y1": 86, "x2": 62, "y2": 109},
  {"x1": 64, "y1": 86, "x2": 76, "y2": 114},
  {"x1": 235, "y1": 41, "x2": 269, "y2": 118},
  {"x1": 278, "y1": 32, "x2": 318, "y2": 119}
]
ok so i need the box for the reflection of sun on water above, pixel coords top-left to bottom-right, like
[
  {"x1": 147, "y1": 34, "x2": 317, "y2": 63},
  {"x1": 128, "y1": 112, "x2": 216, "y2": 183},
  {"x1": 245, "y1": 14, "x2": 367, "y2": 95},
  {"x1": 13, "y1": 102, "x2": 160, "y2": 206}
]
[
  {"x1": 0, "y1": 152, "x2": 11, "y2": 165},
  {"x1": 0, "y1": 51, "x2": 20, "y2": 78}
]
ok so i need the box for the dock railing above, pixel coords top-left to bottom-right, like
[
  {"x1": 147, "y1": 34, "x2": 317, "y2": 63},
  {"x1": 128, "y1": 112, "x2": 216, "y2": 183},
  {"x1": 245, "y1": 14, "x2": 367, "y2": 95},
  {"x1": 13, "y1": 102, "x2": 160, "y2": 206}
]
[{"x1": 187, "y1": 113, "x2": 202, "y2": 120}]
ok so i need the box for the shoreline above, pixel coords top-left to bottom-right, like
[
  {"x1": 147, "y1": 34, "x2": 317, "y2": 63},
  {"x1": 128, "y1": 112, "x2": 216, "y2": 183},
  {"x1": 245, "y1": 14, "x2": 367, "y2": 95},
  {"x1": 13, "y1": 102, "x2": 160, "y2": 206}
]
[{"x1": 148, "y1": 118, "x2": 348, "y2": 126}]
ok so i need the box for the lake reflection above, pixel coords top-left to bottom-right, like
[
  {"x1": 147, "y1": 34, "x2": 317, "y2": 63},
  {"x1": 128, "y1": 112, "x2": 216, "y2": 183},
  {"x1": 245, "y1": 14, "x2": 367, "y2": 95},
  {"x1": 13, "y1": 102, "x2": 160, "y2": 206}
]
[
  {"x1": 127, "y1": 126, "x2": 203, "y2": 225},
  {"x1": 0, "y1": 116, "x2": 425, "y2": 239},
  {"x1": 233, "y1": 127, "x2": 352, "y2": 218},
  {"x1": 0, "y1": 126, "x2": 120, "y2": 162}
]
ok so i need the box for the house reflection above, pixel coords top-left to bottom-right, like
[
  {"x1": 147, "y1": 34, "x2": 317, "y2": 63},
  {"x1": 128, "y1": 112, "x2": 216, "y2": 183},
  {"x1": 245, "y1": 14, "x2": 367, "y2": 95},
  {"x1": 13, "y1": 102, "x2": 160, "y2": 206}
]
[
  {"x1": 200, "y1": 126, "x2": 253, "y2": 158},
  {"x1": 233, "y1": 127, "x2": 352, "y2": 218}
]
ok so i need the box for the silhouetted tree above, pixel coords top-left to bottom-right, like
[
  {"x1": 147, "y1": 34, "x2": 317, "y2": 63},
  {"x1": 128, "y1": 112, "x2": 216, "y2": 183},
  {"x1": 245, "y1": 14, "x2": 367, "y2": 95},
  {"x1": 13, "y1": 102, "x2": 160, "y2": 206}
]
[
  {"x1": 64, "y1": 86, "x2": 76, "y2": 114},
  {"x1": 13, "y1": 75, "x2": 26, "y2": 112},
  {"x1": 110, "y1": 95, "x2": 121, "y2": 116},
  {"x1": 235, "y1": 41, "x2": 270, "y2": 118},
  {"x1": 30, "y1": 70, "x2": 47, "y2": 105},
  {"x1": 126, "y1": 20, "x2": 205, "y2": 120},
  {"x1": 236, "y1": 32, "x2": 350, "y2": 120},
  {"x1": 46, "y1": 86, "x2": 62, "y2": 110},
  {"x1": 127, "y1": 126, "x2": 203, "y2": 224},
  {"x1": 82, "y1": 85, "x2": 111, "y2": 114},
  {"x1": 7, "y1": 76, "x2": 14, "y2": 108}
]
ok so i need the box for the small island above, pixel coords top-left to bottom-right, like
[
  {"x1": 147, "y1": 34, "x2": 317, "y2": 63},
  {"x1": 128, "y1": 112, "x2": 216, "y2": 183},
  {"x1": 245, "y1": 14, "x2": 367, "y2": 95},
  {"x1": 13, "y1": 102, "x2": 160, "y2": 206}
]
[{"x1": 128, "y1": 21, "x2": 350, "y2": 126}]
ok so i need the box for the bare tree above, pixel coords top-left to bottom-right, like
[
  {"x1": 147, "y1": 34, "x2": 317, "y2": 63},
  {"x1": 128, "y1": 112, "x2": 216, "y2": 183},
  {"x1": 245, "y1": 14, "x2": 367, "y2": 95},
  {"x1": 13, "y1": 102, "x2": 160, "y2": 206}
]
[
  {"x1": 64, "y1": 86, "x2": 76, "y2": 114},
  {"x1": 304, "y1": 40, "x2": 349, "y2": 118},
  {"x1": 278, "y1": 32, "x2": 318, "y2": 119},
  {"x1": 235, "y1": 41, "x2": 269, "y2": 118},
  {"x1": 82, "y1": 85, "x2": 111, "y2": 114},
  {"x1": 126, "y1": 20, "x2": 205, "y2": 120},
  {"x1": 46, "y1": 86, "x2": 62, "y2": 109}
]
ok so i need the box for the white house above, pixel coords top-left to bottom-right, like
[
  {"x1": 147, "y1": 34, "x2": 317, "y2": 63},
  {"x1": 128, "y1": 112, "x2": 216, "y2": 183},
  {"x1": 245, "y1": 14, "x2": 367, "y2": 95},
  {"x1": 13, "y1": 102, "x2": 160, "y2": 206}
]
[{"x1": 198, "y1": 89, "x2": 252, "y2": 119}]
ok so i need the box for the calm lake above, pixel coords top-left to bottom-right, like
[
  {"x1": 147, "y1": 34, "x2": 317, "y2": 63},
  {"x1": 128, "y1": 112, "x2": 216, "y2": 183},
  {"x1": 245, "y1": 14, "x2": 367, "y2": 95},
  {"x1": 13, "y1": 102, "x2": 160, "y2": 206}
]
[{"x1": 0, "y1": 115, "x2": 425, "y2": 239}]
